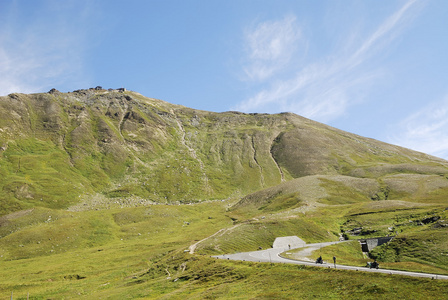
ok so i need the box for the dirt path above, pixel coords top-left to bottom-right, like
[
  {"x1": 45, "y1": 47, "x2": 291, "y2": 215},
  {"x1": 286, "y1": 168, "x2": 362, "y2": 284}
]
[{"x1": 189, "y1": 224, "x2": 241, "y2": 254}]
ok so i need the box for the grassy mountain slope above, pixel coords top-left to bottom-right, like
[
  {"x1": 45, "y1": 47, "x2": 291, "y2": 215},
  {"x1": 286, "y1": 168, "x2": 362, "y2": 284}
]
[
  {"x1": 1, "y1": 88, "x2": 448, "y2": 298},
  {"x1": 1, "y1": 88, "x2": 446, "y2": 215}
]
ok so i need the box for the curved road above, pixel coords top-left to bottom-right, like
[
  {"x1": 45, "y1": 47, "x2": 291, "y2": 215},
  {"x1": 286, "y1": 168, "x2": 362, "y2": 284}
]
[{"x1": 213, "y1": 239, "x2": 448, "y2": 280}]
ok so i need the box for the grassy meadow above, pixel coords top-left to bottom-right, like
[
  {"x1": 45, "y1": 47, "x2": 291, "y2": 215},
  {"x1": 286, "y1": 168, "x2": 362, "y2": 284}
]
[{"x1": 1, "y1": 197, "x2": 448, "y2": 299}]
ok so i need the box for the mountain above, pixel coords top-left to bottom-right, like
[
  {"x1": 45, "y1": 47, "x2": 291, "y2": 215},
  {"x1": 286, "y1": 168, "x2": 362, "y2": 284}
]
[
  {"x1": 1, "y1": 88, "x2": 448, "y2": 298},
  {"x1": 1, "y1": 88, "x2": 447, "y2": 215}
]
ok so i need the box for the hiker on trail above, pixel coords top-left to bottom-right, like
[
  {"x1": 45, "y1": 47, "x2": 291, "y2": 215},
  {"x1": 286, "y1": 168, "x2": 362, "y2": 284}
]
[
  {"x1": 288, "y1": 244, "x2": 291, "y2": 249},
  {"x1": 333, "y1": 256, "x2": 336, "y2": 268}
]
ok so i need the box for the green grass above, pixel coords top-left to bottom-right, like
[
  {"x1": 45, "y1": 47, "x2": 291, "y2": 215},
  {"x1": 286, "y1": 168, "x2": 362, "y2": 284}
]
[
  {"x1": 0, "y1": 138, "x2": 96, "y2": 214},
  {"x1": 318, "y1": 178, "x2": 371, "y2": 205},
  {"x1": 370, "y1": 228, "x2": 448, "y2": 272},
  {"x1": 257, "y1": 192, "x2": 303, "y2": 212},
  {"x1": 415, "y1": 186, "x2": 448, "y2": 204},
  {"x1": 3, "y1": 251, "x2": 448, "y2": 299},
  {"x1": 340, "y1": 205, "x2": 447, "y2": 239},
  {"x1": 0, "y1": 201, "x2": 233, "y2": 298}
]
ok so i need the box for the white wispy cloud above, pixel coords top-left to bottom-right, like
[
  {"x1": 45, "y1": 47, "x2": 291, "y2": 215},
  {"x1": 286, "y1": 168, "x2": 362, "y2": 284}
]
[
  {"x1": 0, "y1": 1, "x2": 94, "y2": 96},
  {"x1": 234, "y1": 0, "x2": 422, "y2": 122},
  {"x1": 242, "y1": 15, "x2": 302, "y2": 82},
  {"x1": 389, "y1": 94, "x2": 448, "y2": 159},
  {"x1": 350, "y1": 0, "x2": 418, "y2": 68}
]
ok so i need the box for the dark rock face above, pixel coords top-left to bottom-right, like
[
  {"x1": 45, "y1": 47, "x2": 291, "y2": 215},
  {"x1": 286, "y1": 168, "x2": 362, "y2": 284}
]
[
  {"x1": 421, "y1": 216, "x2": 440, "y2": 224},
  {"x1": 48, "y1": 88, "x2": 60, "y2": 94}
]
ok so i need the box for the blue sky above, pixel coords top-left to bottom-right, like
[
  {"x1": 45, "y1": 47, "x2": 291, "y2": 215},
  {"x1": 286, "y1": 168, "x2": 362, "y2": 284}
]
[{"x1": 1, "y1": 0, "x2": 448, "y2": 159}]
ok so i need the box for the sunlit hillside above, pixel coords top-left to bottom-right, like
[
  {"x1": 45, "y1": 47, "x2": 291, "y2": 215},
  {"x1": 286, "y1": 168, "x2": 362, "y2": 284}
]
[{"x1": 1, "y1": 89, "x2": 447, "y2": 299}]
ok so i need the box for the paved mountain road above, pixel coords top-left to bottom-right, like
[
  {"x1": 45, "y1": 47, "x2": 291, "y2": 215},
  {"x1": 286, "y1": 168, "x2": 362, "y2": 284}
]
[{"x1": 212, "y1": 237, "x2": 448, "y2": 280}]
